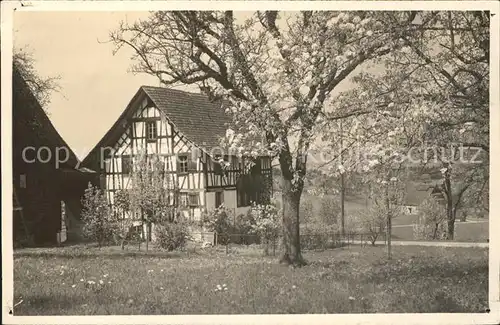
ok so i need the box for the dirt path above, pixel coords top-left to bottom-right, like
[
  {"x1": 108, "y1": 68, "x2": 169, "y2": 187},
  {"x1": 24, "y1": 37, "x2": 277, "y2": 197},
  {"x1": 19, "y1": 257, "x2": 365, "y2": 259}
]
[
  {"x1": 391, "y1": 219, "x2": 489, "y2": 228},
  {"x1": 350, "y1": 240, "x2": 488, "y2": 248}
]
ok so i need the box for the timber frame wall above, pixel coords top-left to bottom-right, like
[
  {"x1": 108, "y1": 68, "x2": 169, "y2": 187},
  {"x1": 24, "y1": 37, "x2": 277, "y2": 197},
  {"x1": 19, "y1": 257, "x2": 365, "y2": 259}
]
[{"x1": 84, "y1": 94, "x2": 272, "y2": 222}]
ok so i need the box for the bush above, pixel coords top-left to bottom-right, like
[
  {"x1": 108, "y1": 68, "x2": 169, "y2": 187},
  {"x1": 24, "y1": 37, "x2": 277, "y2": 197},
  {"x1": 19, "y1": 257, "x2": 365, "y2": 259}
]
[
  {"x1": 232, "y1": 211, "x2": 260, "y2": 245},
  {"x1": 300, "y1": 223, "x2": 340, "y2": 250},
  {"x1": 81, "y1": 183, "x2": 115, "y2": 247},
  {"x1": 250, "y1": 202, "x2": 281, "y2": 255},
  {"x1": 351, "y1": 206, "x2": 386, "y2": 245},
  {"x1": 413, "y1": 197, "x2": 448, "y2": 240},
  {"x1": 201, "y1": 206, "x2": 261, "y2": 245},
  {"x1": 299, "y1": 197, "x2": 314, "y2": 224},
  {"x1": 201, "y1": 205, "x2": 233, "y2": 245},
  {"x1": 154, "y1": 221, "x2": 190, "y2": 251},
  {"x1": 319, "y1": 195, "x2": 339, "y2": 225}
]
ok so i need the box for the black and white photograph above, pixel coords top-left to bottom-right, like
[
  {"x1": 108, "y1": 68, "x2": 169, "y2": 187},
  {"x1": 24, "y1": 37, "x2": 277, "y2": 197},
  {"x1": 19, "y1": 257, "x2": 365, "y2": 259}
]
[{"x1": 2, "y1": 0, "x2": 499, "y2": 321}]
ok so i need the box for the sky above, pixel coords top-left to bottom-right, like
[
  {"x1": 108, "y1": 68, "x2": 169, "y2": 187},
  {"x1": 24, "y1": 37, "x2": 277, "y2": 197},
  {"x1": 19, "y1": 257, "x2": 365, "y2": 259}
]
[{"x1": 14, "y1": 11, "x2": 196, "y2": 160}]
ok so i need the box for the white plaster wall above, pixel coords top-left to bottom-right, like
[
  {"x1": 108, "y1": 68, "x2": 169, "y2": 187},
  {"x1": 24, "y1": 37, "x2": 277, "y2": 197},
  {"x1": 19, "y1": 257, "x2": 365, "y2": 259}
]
[
  {"x1": 236, "y1": 206, "x2": 251, "y2": 216},
  {"x1": 224, "y1": 189, "x2": 237, "y2": 210},
  {"x1": 206, "y1": 192, "x2": 216, "y2": 211}
]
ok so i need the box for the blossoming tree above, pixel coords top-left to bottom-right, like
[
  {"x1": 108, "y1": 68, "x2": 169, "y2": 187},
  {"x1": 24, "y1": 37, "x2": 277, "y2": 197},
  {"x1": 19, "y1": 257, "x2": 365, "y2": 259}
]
[
  {"x1": 129, "y1": 152, "x2": 176, "y2": 251},
  {"x1": 334, "y1": 11, "x2": 490, "y2": 239},
  {"x1": 110, "y1": 11, "x2": 417, "y2": 265}
]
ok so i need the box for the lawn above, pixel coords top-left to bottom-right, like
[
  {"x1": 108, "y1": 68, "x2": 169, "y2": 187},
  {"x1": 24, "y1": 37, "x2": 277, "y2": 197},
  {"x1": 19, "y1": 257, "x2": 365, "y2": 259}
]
[
  {"x1": 302, "y1": 193, "x2": 489, "y2": 243},
  {"x1": 13, "y1": 244, "x2": 488, "y2": 315},
  {"x1": 391, "y1": 220, "x2": 489, "y2": 242}
]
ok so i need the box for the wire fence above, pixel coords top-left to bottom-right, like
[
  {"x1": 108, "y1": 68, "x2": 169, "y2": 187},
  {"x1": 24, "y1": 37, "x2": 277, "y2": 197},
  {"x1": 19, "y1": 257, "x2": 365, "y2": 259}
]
[{"x1": 210, "y1": 231, "x2": 389, "y2": 256}]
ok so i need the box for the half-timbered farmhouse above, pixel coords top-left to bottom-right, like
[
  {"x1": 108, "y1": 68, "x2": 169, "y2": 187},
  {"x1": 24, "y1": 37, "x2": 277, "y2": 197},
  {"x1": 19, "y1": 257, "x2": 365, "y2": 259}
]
[{"x1": 81, "y1": 86, "x2": 272, "y2": 228}]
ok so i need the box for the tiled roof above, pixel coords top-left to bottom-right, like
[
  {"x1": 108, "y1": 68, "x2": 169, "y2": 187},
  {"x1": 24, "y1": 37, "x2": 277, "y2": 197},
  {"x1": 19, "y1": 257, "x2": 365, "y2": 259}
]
[
  {"x1": 142, "y1": 86, "x2": 231, "y2": 151},
  {"x1": 82, "y1": 86, "x2": 264, "y2": 168}
]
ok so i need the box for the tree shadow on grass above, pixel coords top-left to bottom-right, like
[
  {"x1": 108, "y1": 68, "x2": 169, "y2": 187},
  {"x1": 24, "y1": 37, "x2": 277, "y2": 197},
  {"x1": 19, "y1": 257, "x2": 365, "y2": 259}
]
[
  {"x1": 366, "y1": 260, "x2": 488, "y2": 283},
  {"x1": 13, "y1": 250, "x2": 189, "y2": 260},
  {"x1": 13, "y1": 293, "x2": 89, "y2": 315}
]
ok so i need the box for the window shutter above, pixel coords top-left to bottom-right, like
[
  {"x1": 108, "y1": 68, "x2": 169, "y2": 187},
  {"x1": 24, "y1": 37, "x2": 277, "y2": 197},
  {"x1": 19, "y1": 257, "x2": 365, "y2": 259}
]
[
  {"x1": 215, "y1": 191, "x2": 224, "y2": 208},
  {"x1": 213, "y1": 162, "x2": 221, "y2": 175},
  {"x1": 99, "y1": 175, "x2": 106, "y2": 189},
  {"x1": 189, "y1": 193, "x2": 199, "y2": 206},
  {"x1": 122, "y1": 157, "x2": 132, "y2": 174},
  {"x1": 187, "y1": 159, "x2": 197, "y2": 171}
]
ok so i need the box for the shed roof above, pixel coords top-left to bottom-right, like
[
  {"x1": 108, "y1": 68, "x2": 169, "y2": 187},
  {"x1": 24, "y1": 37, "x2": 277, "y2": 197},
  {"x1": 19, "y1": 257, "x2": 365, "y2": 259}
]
[{"x1": 13, "y1": 66, "x2": 81, "y2": 169}]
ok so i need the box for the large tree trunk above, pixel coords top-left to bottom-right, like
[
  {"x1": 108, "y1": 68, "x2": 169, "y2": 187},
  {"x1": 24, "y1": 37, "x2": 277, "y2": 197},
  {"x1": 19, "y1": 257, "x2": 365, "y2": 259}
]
[{"x1": 279, "y1": 177, "x2": 306, "y2": 266}]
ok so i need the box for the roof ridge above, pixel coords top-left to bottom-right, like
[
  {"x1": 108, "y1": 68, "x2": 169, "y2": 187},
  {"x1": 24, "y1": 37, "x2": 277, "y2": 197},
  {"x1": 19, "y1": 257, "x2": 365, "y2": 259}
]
[{"x1": 141, "y1": 85, "x2": 207, "y2": 97}]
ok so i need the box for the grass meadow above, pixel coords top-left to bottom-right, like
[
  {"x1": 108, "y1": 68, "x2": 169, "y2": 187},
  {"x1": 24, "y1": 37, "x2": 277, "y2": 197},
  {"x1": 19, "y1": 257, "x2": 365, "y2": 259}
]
[
  {"x1": 301, "y1": 193, "x2": 489, "y2": 243},
  {"x1": 13, "y1": 244, "x2": 488, "y2": 315}
]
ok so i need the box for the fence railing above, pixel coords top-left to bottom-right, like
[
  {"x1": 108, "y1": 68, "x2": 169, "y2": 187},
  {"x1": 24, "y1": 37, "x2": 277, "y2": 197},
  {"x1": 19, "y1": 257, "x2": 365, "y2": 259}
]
[{"x1": 210, "y1": 231, "x2": 389, "y2": 255}]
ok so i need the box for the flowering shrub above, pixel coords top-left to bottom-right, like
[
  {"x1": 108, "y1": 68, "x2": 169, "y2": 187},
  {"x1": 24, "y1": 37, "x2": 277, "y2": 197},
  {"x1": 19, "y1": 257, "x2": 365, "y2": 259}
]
[
  {"x1": 81, "y1": 183, "x2": 115, "y2": 247},
  {"x1": 201, "y1": 206, "x2": 261, "y2": 245},
  {"x1": 154, "y1": 221, "x2": 190, "y2": 251},
  {"x1": 233, "y1": 211, "x2": 260, "y2": 245},
  {"x1": 201, "y1": 205, "x2": 233, "y2": 244},
  {"x1": 249, "y1": 202, "x2": 281, "y2": 255}
]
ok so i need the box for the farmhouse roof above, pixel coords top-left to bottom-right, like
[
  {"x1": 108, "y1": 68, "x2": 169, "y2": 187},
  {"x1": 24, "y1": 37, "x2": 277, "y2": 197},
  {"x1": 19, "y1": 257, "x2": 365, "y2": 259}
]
[
  {"x1": 142, "y1": 86, "x2": 231, "y2": 151},
  {"x1": 13, "y1": 66, "x2": 81, "y2": 169},
  {"x1": 82, "y1": 85, "x2": 263, "y2": 167}
]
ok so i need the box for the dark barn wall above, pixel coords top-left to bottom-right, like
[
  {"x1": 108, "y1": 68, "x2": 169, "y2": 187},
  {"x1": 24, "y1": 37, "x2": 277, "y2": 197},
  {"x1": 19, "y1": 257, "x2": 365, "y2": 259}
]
[{"x1": 12, "y1": 68, "x2": 88, "y2": 246}]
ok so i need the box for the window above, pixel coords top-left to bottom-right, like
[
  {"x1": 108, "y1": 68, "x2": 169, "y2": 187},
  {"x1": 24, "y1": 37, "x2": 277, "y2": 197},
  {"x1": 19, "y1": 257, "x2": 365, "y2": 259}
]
[
  {"x1": 188, "y1": 193, "x2": 199, "y2": 207},
  {"x1": 146, "y1": 121, "x2": 157, "y2": 141},
  {"x1": 122, "y1": 156, "x2": 132, "y2": 174},
  {"x1": 19, "y1": 174, "x2": 26, "y2": 188},
  {"x1": 250, "y1": 159, "x2": 261, "y2": 175},
  {"x1": 103, "y1": 159, "x2": 112, "y2": 173},
  {"x1": 215, "y1": 191, "x2": 224, "y2": 208},
  {"x1": 187, "y1": 158, "x2": 197, "y2": 172},
  {"x1": 237, "y1": 176, "x2": 251, "y2": 207},
  {"x1": 237, "y1": 189, "x2": 250, "y2": 207},
  {"x1": 178, "y1": 155, "x2": 188, "y2": 173},
  {"x1": 213, "y1": 155, "x2": 227, "y2": 176},
  {"x1": 236, "y1": 173, "x2": 270, "y2": 207},
  {"x1": 180, "y1": 193, "x2": 189, "y2": 207}
]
